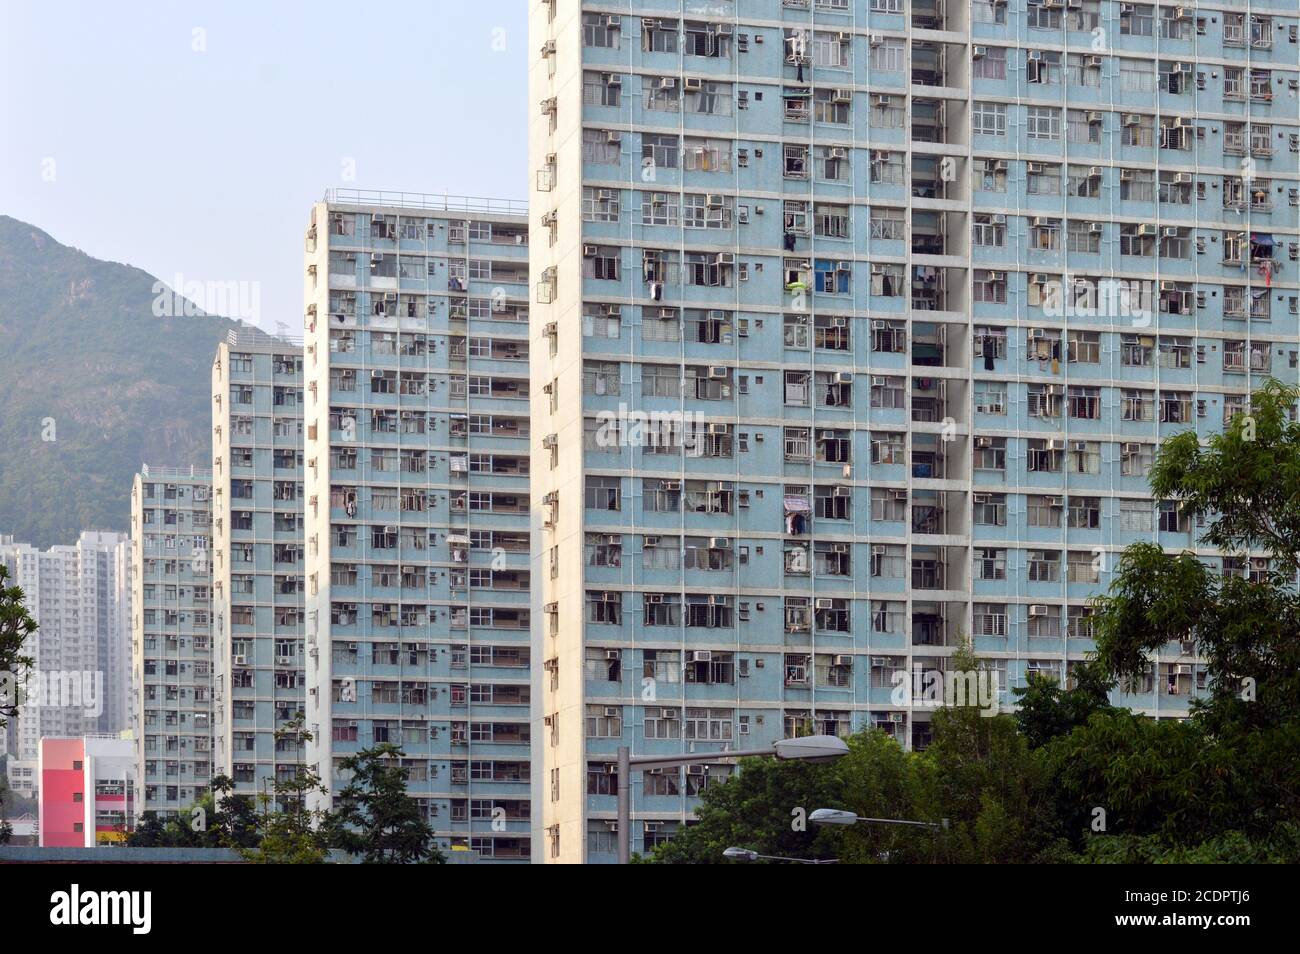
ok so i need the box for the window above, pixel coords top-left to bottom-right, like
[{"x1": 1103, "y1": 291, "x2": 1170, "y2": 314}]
[
  {"x1": 974, "y1": 380, "x2": 1007, "y2": 415},
  {"x1": 972, "y1": 102, "x2": 1007, "y2": 136},
  {"x1": 585, "y1": 476, "x2": 620, "y2": 511},
  {"x1": 869, "y1": 39, "x2": 904, "y2": 72},
  {"x1": 1026, "y1": 106, "x2": 1061, "y2": 141},
  {"x1": 972, "y1": 47, "x2": 1006, "y2": 81},
  {"x1": 1120, "y1": 4, "x2": 1154, "y2": 38},
  {"x1": 814, "y1": 88, "x2": 851, "y2": 124},
  {"x1": 583, "y1": 12, "x2": 619, "y2": 48},
  {"x1": 582, "y1": 128, "x2": 620, "y2": 165},
  {"x1": 583, "y1": 186, "x2": 619, "y2": 223}
]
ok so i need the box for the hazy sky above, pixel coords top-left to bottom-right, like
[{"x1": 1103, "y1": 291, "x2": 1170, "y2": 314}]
[{"x1": 0, "y1": 0, "x2": 528, "y2": 332}]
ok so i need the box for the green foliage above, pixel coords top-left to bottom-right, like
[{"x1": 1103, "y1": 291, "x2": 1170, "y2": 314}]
[
  {"x1": 326, "y1": 743, "x2": 443, "y2": 864},
  {"x1": 1013, "y1": 661, "x2": 1118, "y2": 749},
  {"x1": 647, "y1": 747, "x2": 848, "y2": 864},
  {"x1": 0, "y1": 215, "x2": 245, "y2": 549},
  {"x1": 646, "y1": 381, "x2": 1300, "y2": 865},
  {"x1": 0, "y1": 564, "x2": 36, "y2": 730},
  {"x1": 125, "y1": 775, "x2": 262, "y2": 849},
  {"x1": 239, "y1": 717, "x2": 332, "y2": 864},
  {"x1": 1073, "y1": 825, "x2": 1300, "y2": 864}
]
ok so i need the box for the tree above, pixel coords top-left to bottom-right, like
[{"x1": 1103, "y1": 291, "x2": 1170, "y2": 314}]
[
  {"x1": 647, "y1": 744, "x2": 849, "y2": 864},
  {"x1": 208, "y1": 775, "x2": 261, "y2": 849},
  {"x1": 1072, "y1": 380, "x2": 1300, "y2": 849},
  {"x1": 239, "y1": 717, "x2": 332, "y2": 864},
  {"x1": 1093, "y1": 379, "x2": 1300, "y2": 733},
  {"x1": 0, "y1": 564, "x2": 36, "y2": 732},
  {"x1": 1013, "y1": 660, "x2": 1118, "y2": 749},
  {"x1": 326, "y1": 743, "x2": 442, "y2": 864},
  {"x1": 0, "y1": 770, "x2": 13, "y2": 846}
]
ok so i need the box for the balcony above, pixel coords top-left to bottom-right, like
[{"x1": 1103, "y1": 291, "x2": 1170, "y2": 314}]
[
  {"x1": 911, "y1": 0, "x2": 947, "y2": 30},
  {"x1": 911, "y1": 378, "x2": 948, "y2": 424}
]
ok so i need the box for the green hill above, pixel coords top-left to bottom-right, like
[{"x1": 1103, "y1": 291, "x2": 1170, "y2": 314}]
[{"x1": 0, "y1": 215, "x2": 246, "y2": 547}]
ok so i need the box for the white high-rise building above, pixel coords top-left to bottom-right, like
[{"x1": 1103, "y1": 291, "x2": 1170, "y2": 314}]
[{"x1": 0, "y1": 531, "x2": 131, "y2": 797}]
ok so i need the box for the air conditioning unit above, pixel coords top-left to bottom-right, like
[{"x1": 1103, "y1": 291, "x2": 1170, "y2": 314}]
[
  {"x1": 659, "y1": 77, "x2": 677, "y2": 90},
  {"x1": 889, "y1": 712, "x2": 904, "y2": 724},
  {"x1": 684, "y1": 77, "x2": 703, "y2": 92},
  {"x1": 708, "y1": 366, "x2": 729, "y2": 379},
  {"x1": 603, "y1": 707, "x2": 620, "y2": 718},
  {"x1": 583, "y1": 244, "x2": 598, "y2": 257},
  {"x1": 815, "y1": 598, "x2": 834, "y2": 610},
  {"x1": 233, "y1": 654, "x2": 246, "y2": 665},
  {"x1": 831, "y1": 88, "x2": 853, "y2": 103},
  {"x1": 708, "y1": 537, "x2": 730, "y2": 549},
  {"x1": 834, "y1": 655, "x2": 853, "y2": 667},
  {"x1": 1029, "y1": 604, "x2": 1049, "y2": 617},
  {"x1": 706, "y1": 194, "x2": 725, "y2": 209},
  {"x1": 834, "y1": 372, "x2": 853, "y2": 384},
  {"x1": 691, "y1": 650, "x2": 713, "y2": 663},
  {"x1": 715, "y1": 252, "x2": 735, "y2": 266},
  {"x1": 972, "y1": 46, "x2": 987, "y2": 59}
]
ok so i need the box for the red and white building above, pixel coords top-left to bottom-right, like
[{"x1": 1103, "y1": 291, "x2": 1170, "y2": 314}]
[{"x1": 38, "y1": 735, "x2": 137, "y2": 847}]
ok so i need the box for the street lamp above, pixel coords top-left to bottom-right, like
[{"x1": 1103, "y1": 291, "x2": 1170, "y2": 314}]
[
  {"x1": 810, "y1": 808, "x2": 949, "y2": 831},
  {"x1": 723, "y1": 846, "x2": 839, "y2": 864},
  {"x1": 616, "y1": 734, "x2": 849, "y2": 864}
]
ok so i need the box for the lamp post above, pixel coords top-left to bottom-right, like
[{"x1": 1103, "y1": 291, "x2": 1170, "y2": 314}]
[
  {"x1": 723, "y1": 846, "x2": 839, "y2": 864},
  {"x1": 810, "y1": 807, "x2": 949, "y2": 831},
  {"x1": 616, "y1": 734, "x2": 848, "y2": 864}
]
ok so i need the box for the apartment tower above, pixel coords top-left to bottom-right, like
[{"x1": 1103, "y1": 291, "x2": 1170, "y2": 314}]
[
  {"x1": 529, "y1": 0, "x2": 1299, "y2": 861},
  {"x1": 210, "y1": 334, "x2": 307, "y2": 799},
  {"x1": 130, "y1": 466, "x2": 214, "y2": 816},
  {"x1": 302, "y1": 191, "x2": 534, "y2": 861},
  {"x1": 0, "y1": 531, "x2": 131, "y2": 797}
]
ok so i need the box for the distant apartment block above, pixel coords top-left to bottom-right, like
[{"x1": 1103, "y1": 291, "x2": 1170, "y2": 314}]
[
  {"x1": 130, "y1": 466, "x2": 214, "y2": 816},
  {"x1": 301, "y1": 191, "x2": 534, "y2": 861},
  {"x1": 0, "y1": 531, "x2": 130, "y2": 797},
  {"x1": 210, "y1": 335, "x2": 307, "y2": 797},
  {"x1": 528, "y1": 0, "x2": 1299, "y2": 861},
  {"x1": 38, "y1": 735, "x2": 136, "y2": 847}
]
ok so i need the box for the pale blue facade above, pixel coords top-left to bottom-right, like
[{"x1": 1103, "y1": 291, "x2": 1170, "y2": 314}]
[
  {"x1": 304, "y1": 195, "x2": 533, "y2": 861},
  {"x1": 542, "y1": 0, "x2": 1300, "y2": 861}
]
